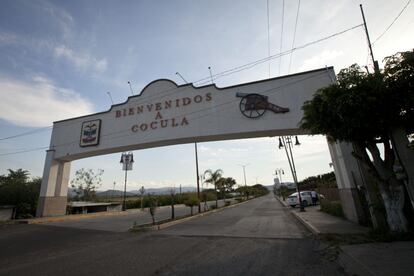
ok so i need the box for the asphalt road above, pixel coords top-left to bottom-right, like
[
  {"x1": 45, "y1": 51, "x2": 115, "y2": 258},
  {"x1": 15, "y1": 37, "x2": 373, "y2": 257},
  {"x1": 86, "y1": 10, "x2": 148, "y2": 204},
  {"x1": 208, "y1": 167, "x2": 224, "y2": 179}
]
[{"x1": 0, "y1": 195, "x2": 345, "y2": 276}]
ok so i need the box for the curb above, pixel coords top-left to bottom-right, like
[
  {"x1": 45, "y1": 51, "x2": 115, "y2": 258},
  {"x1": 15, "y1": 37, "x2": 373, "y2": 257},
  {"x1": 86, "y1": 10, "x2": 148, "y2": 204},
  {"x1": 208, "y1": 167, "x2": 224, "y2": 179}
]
[
  {"x1": 19, "y1": 210, "x2": 132, "y2": 224},
  {"x1": 290, "y1": 211, "x2": 320, "y2": 235},
  {"x1": 19, "y1": 204, "x2": 185, "y2": 225},
  {"x1": 275, "y1": 196, "x2": 320, "y2": 235},
  {"x1": 274, "y1": 195, "x2": 289, "y2": 207}
]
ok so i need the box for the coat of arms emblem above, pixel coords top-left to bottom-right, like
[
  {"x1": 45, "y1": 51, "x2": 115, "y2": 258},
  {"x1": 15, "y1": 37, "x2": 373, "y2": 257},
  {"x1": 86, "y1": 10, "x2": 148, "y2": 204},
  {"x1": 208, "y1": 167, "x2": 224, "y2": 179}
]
[{"x1": 80, "y1": 119, "x2": 101, "y2": 147}]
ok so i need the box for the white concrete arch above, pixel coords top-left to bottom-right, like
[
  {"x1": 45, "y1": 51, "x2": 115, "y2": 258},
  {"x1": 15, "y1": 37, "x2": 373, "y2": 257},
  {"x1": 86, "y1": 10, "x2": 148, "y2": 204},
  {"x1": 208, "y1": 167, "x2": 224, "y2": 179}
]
[{"x1": 37, "y1": 67, "x2": 365, "y2": 223}]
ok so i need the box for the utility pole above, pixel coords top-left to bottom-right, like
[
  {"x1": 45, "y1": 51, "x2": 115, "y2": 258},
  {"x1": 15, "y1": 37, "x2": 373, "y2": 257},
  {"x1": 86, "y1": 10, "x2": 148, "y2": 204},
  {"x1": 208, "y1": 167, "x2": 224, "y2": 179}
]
[
  {"x1": 195, "y1": 142, "x2": 201, "y2": 213},
  {"x1": 238, "y1": 164, "x2": 249, "y2": 186},
  {"x1": 279, "y1": 136, "x2": 304, "y2": 212},
  {"x1": 360, "y1": 4, "x2": 379, "y2": 73},
  {"x1": 274, "y1": 168, "x2": 284, "y2": 185}
]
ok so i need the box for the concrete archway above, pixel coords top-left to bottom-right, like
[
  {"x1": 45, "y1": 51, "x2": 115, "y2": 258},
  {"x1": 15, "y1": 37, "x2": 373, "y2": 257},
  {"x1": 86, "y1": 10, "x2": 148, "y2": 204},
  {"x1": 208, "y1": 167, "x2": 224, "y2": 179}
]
[{"x1": 37, "y1": 67, "x2": 365, "y2": 223}]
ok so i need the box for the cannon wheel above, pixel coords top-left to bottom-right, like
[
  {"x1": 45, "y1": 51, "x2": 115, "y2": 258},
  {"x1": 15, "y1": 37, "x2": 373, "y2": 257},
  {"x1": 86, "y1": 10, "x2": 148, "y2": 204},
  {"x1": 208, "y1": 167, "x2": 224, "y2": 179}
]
[{"x1": 239, "y1": 93, "x2": 267, "y2": 118}]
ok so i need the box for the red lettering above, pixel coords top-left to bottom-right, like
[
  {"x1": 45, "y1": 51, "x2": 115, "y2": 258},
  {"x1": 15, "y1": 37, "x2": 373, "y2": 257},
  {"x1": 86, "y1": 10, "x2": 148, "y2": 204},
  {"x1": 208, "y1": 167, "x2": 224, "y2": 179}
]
[
  {"x1": 175, "y1": 99, "x2": 180, "y2": 107},
  {"x1": 194, "y1": 95, "x2": 202, "y2": 103},
  {"x1": 206, "y1": 92, "x2": 212, "y2": 101},
  {"x1": 137, "y1": 106, "x2": 144, "y2": 114},
  {"x1": 131, "y1": 125, "x2": 139, "y2": 132},
  {"x1": 183, "y1": 97, "x2": 191, "y2": 106},
  {"x1": 140, "y1": 124, "x2": 148, "y2": 131},
  {"x1": 150, "y1": 121, "x2": 158, "y2": 129},
  {"x1": 181, "y1": 117, "x2": 189, "y2": 126},
  {"x1": 164, "y1": 100, "x2": 172, "y2": 109},
  {"x1": 123, "y1": 109, "x2": 127, "y2": 116},
  {"x1": 172, "y1": 118, "x2": 178, "y2": 127},
  {"x1": 155, "y1": 103, "x2": 162, "y2": 111},
  {"x1": 129, "y1": 108, "x2": 134, "y2": 115},
  {"x1": 160, "y1": 120, "x2": 168, "y2": 128},
  {"x1": 146, "y1": 104, "x2": 154, "y2": 112},
  {"x1": 155, "y1": 112, "x2": 163, "y2": 120},
  {"x1": 116, "y1": 110, "x2": 122, "y2": 118}
]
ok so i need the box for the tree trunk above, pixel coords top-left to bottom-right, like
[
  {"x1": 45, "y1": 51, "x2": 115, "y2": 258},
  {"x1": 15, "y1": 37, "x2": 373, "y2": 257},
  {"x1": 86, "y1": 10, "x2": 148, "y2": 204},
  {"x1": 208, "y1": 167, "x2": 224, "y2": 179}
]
[
  {"x1": 366, "y1": 141, "x2": 408, "y2": 232},
  {"x1": 215, "y1": 183, "x2": 218, "y2": 208},
  {"x1": 391, "y1": 127, "x2": 414, "y2": 209},
  {"x1": 190, "y1": 206, "x2": 193, "y2": 216},
  {"x1": 380, "y1": 183, "x2": 407, "y2": 232},
  {"x1": 171, "y1": 203, "x2": 175, "y2": 219},
  {"x1": 353, "y1": 143, "x2": 388, "y2": 230}
]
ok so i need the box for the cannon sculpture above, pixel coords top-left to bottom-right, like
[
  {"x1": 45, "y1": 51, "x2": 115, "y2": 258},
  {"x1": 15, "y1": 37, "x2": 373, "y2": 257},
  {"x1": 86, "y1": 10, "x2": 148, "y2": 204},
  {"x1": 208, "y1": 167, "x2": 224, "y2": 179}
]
[{"x1": 236, "y1": 92, "x2": 289, "y2": 119}]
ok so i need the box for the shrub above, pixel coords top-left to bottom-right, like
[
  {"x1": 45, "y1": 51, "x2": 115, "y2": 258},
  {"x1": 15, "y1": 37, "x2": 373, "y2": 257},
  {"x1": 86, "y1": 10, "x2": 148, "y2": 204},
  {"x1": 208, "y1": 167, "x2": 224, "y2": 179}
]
[
  {"x1": 184, "y1": 196, "x2": 199, "y2": 215},
  {"x1": 320, "y1": 200, "x2": 344, "y2": 217},
  {"x1": 235, "y1": 197, "x2": 243, "y2": 203}
]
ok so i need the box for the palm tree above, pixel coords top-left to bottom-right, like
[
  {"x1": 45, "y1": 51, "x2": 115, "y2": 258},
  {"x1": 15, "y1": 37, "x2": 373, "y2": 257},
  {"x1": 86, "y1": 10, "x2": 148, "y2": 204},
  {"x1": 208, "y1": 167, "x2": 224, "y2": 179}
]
[{"x1": 204, "y1": 169, "x2": 223, "y2": 208}]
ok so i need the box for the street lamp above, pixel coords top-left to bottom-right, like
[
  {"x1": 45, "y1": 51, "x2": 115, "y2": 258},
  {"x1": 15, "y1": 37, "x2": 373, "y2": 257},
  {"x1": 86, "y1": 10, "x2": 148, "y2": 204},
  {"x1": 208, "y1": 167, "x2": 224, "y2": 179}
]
[
  {"x1": 278, "y1": 136, "x2": 305, "y2": 212},
  {"x1": 195, "y1": 142, "x2": 201, "y2": 213},
  {"x1": 120, "y1": 152, "x2": 134, "y2": 211},
  {"x1": 238, "y1": 163, "x2": 249, "y2": 186},
  {"x1": 274, "y1": 168, "x2": 284, "y2": 185}
]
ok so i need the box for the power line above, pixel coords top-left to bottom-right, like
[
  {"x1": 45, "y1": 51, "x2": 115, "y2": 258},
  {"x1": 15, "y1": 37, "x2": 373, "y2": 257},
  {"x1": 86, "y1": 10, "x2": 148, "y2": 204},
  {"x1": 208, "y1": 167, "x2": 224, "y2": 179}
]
[
  {"x1": 0, "y1": 25, "x2": 363, "y2": 146},
  {"x1": 0, "y1": 69, "x2": 343, "y2": 157},
  {"x1": 278, "y1": 0, "x2": 285, "y2": 76},
  {"x1": 0, "y1": 126, "x2": 52, "y2": 141},
  {"x1": 267, "y1": 0, "x2": 271, "y2": 78},
  {"x1": 288, "y1": 0, "x2": 301, "y2": 73},
  {"x1": 372, "y1": 0, "x2": 411, "y2": 45},
  {"x1": 196, "y1": 24, "x2": 363, "y2": 86},
  {"x1": 0, "y1": 146, "x2": 49, "y2": 157}
]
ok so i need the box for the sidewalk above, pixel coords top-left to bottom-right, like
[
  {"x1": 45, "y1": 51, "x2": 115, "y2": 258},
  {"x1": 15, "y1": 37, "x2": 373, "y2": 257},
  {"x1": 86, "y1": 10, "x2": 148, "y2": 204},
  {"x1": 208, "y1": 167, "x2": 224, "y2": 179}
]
[{"x1": 276, "y1": 196, "x2": 414, "y2": 276}]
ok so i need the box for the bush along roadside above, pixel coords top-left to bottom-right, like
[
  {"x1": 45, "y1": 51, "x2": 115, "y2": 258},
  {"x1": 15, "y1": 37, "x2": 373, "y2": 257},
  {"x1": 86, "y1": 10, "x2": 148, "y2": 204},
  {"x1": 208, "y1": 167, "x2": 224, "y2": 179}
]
[{"x1": 320, "y1": 199, "x2": 344, "y2": 218}]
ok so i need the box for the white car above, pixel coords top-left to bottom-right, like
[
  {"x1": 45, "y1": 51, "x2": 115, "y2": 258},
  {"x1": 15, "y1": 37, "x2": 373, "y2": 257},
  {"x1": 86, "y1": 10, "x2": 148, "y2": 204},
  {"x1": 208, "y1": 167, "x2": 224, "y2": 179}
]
[{"x1": 286, "y1": 191, "x2": 315, "y2": 208}]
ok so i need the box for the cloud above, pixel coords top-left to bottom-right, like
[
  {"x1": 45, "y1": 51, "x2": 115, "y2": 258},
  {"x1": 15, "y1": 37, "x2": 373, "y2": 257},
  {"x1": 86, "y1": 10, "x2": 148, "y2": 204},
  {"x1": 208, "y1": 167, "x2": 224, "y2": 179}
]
[
  {"x1": 299, "y1": 50, "x2": 344, "y2": 72},
  {"x1": 0, "y1": 32, "x2": 18, "y2": 44},
  {"x1": 54, "y1": 45, "x2": 107, "y2": 73},
  {"x1": 0, "y1": 76, "x2": 94, "y2": 127},
  {"x1": 36, "y1": 0, "x2": 74, "y2": 41}
]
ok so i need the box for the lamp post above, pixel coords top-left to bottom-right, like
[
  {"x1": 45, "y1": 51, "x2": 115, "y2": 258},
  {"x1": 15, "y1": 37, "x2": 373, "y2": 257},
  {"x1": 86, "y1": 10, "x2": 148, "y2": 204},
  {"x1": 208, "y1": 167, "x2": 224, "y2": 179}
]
[
  {"x1": 120, "y1": 152, "x2": 134, "y2": 211},
  {"x1": 275, "y1": 168, "x2": 284, "y2": 185},
  {"x1": 238, "y1": 163, "x2": 249, "y2": 187},
  {"x1": 278, "y1": 136, "x2": 305, "y2": 212},
  {"x1": 195, "y1": 142, "x2": 201, "y2": 213}
]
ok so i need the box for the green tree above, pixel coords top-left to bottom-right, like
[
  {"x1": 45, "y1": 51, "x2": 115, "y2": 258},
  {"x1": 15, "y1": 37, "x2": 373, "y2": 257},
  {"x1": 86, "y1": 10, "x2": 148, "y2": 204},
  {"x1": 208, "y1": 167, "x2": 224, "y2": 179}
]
[
  {"x1": 70, "y1": 168, "x2": 103, "y2": 201},
  {"x1": 216, "y1": 177, "x2": 237, "y2": 201},
  {"x1": 147, "y1": 194, "x2": 158, "y2": 225},
  {"x1": 223, "y1": 177, "x2": 237, "y2": 193},
  {"x1": 0, "y1": 169, "x2": 41, "y2": 218},
  {"x1": 169, "y1": 187, "x2": 176, "y2": 219},
  {"x1": 204, "y1": 169, "x2": 223, "y2": 208},
  {"x1": 300, "y1": 50, "x2": 414, "y2": 232},
  {"x1": 236, "y1": 186, "x2": 250, "y2": 199},
  {"x1": 184, "y1": 196, "x2": 200, "y2": 216},
  {"x1": 139, "y1": 186, "x2": 145, "y2": 210}
]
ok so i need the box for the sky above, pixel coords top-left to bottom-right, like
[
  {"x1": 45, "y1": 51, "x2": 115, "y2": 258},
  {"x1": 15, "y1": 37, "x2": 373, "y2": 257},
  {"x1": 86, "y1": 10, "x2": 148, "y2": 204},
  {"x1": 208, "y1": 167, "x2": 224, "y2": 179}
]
[{"x1": 0, "y1": 0, "x2": 413, "y2": 191}]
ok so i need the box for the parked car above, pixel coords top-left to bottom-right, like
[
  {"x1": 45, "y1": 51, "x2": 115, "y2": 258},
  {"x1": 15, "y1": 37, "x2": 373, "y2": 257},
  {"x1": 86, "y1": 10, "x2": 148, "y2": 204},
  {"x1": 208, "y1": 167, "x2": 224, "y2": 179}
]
[{"x1": 286, "y1": 191, "x2": 324, "y2": 208}]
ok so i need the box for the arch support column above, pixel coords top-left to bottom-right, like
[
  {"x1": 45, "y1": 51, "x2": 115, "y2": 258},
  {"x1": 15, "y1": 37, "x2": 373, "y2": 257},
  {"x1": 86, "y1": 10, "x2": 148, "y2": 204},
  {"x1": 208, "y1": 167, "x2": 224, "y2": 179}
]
[
  {"x1": 328, "y1": 141, "x2": 367, "y2": 224},
  {"x1": 36, "y1": 150, "x2": 71, "y2": 217}
]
